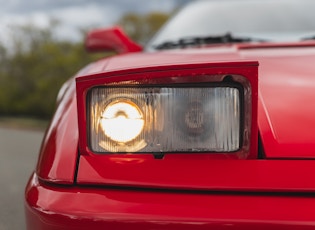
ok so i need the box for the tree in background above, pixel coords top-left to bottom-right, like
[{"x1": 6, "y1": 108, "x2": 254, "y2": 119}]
[
  {"x1": 0, "y1": 11, "x2": 170, "y2": 119},
  {"x1": 0, "y1": 22, "x2": 102, "y2": 118},
  {"x1": 118, "y1": 12, "x2": 170, "y2": 44}
]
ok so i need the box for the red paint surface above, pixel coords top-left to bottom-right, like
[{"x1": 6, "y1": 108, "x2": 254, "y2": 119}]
[
  {"x1": 35, "y1": 44, "x2": 315, "y2": 184},
  {"x1": 77, "y1": 44, "x2": 315, "y2": 159},
  {"x1": 241, "y1": 47, "x2": 315, "y2": 158},
  {"x1": 26, "y1": 41, "x2": 315, "y2": 229},
  {"x1": 85, "y1": 26, "x2": 142, "y2": 54},
  {"x1": 77, "y1": 156, "x2": 315, "y2": 192},
  {"x1": 25, "y1": 173, "x2": 315, "y2": 230},
  {"x1": 36, "y1": 79, "x2": 78, "y2": 184}
]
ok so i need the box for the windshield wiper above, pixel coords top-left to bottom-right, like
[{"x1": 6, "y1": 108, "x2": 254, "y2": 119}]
[
  {"x1": 301, "y1": 35, "x2": 315, "y2": 41},
  {"x1": 154, "y1": 33, "x2": 266, "y2": 50}
]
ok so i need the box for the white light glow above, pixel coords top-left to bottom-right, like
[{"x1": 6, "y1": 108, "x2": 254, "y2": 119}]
[{"x1": 100, "y1": 101, "x2": 144, "y2": 143}]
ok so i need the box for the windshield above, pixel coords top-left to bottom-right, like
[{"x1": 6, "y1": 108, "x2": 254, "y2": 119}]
[{"x1": 147, "y1": 0, "x2": 315, "y2": 50}]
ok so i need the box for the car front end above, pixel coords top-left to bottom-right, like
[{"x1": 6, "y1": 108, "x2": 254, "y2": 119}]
[{"x1": 25, "y1": 0, "x2": 315, "y2": 229}]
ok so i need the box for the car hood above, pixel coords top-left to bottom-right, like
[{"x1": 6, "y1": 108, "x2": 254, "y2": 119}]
[{"x1": 83, "y1": 43, "x2": 315, "y2": 159}]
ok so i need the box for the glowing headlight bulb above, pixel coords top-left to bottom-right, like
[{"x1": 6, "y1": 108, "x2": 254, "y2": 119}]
[{"x1": 100, "y1": 101, "x2": 144, "y2": 143}]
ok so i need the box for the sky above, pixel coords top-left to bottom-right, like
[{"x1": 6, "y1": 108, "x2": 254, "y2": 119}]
[{"x1": 0, "y1": 0, "x2": 191, "y2": 45}]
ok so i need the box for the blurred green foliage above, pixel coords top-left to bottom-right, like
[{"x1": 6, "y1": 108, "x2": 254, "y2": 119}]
[
  {"x1": 118, "y1": 12, "x2": 169, "y2": 44},
  {"x1": 0, "y1": 12, "x2": 169, "y2": 119},
  {"x1": 0, "y1": 23, "x2": 102, "y2": 119}
]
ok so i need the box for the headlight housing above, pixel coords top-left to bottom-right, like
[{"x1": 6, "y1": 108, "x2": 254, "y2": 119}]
[
  {"x1": 76, "y1": 61, "x2": 258, "y2": 159},
  {"x1": 89, "y1": 83, "x2": 242, "y2": 153}
]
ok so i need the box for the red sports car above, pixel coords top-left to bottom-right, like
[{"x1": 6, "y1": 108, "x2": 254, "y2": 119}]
[{"x1": 25, "y1": 0, "x2": 315, "y2": 229}]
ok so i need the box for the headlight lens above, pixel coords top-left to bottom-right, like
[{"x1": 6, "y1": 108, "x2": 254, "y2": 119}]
[{"x1": 89, "y1": 85, "x2": 241, "y2": 153}]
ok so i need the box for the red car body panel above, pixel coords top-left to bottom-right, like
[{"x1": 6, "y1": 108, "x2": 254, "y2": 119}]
[
  {"x1": 77, "y1": 156, "x2": 315, "y2": 192},
  {"x1": 26, "y1": 174, "x2": 315, "y2": 230},
  {"x1": 35, "y1": 79, "x2": 78, "y2": 184},
  {"x1": 241, "y1": 46, "x2": 315, "y2": 158},
  {"x1": 25, "y1": 41, "x2": 315, "y2": 229}
]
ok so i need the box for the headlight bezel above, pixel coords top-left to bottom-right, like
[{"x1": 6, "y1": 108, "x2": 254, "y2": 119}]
[{"x1": 76, "y1": 62, "x2": 258, "y2": 159}]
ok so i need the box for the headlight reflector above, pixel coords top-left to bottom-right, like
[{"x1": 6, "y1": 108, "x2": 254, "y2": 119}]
[{"x1": 89, "y1": 85, "x2": 241, "y2": 153}]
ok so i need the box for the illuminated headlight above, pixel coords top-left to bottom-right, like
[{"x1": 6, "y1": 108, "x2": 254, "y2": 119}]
[
  {"x1": 89, "y1": 85, "x2": 241, "y2": 153},
  {"x1": 100, "y1": 101, "x2": 144, "y2": 143}
]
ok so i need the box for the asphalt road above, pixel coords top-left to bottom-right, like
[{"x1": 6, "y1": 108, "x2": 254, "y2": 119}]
[{"x1": 0, "y1": 127, "x2": 44, "y2": 230}]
